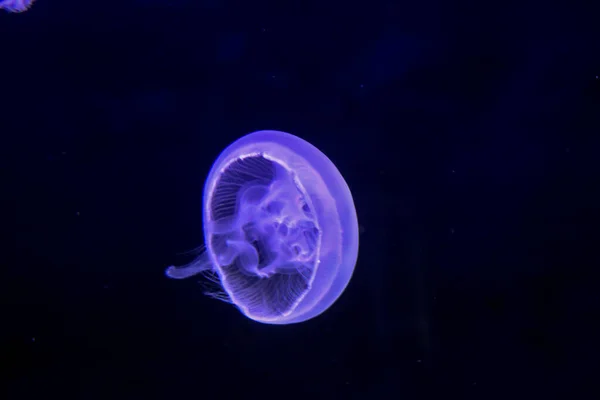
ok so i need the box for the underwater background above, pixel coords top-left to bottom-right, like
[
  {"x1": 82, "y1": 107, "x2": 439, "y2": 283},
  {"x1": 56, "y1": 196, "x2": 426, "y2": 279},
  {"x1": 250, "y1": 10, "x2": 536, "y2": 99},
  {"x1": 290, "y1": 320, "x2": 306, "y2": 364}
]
[{"x1": 2, "y1": 0, "x2": 600, "y2": 398}]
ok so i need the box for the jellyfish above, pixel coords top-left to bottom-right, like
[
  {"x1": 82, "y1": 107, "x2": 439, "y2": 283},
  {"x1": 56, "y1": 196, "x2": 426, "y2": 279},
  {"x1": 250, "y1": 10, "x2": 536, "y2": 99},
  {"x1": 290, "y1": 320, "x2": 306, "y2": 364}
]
[
  {"x1": 0, "y1": 0, "x2": 36, "y2": 13},
  {"x1": 166, "y1": 130, "x2": 359, "y2": 325}
]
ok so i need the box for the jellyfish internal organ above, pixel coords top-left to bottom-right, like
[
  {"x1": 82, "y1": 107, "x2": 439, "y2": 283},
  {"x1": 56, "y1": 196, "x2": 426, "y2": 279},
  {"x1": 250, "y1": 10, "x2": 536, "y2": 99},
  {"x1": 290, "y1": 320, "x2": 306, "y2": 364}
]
[
  {"x1": 166, "y1": 130, "x2": 359, "y2": 325},
  {"x1": 0, "y1": 0, "x2": 35, "y2": 12}
]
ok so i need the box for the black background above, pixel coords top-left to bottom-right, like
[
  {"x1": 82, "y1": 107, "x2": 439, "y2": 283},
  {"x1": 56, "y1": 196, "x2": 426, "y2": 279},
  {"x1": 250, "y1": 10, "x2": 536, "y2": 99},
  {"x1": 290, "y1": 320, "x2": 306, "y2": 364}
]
[{"x1": 2, "y1": 0, "x2": 600, "y2": 398}]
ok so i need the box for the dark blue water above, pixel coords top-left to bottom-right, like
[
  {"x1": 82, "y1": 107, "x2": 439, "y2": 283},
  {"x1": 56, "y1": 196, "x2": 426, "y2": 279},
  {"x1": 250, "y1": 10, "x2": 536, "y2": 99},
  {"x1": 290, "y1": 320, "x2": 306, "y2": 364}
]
[{"x1": 2, "y1": 1, "x2": 599, "y2": 398}]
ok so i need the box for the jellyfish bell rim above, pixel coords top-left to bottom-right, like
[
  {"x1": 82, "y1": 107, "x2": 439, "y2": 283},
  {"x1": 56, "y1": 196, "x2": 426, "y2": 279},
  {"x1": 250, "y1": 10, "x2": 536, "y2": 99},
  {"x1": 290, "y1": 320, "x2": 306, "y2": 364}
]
[
  {"x1": 203, "y1": 130, "x2": 359, "y2": 324},
  {"x1": 0, "y1": 0, "x2": 36, "y2": 12}
]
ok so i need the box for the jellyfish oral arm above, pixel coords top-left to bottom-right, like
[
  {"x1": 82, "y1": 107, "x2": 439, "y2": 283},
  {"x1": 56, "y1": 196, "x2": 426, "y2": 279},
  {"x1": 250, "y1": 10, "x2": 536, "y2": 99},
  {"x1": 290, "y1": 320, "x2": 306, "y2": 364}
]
[
  {"x1": 222, "y1": 239, "x2": 260, "y2": 274},
  {"x1": 165, "y1": 254, "x2": 213, "y2": 280}
]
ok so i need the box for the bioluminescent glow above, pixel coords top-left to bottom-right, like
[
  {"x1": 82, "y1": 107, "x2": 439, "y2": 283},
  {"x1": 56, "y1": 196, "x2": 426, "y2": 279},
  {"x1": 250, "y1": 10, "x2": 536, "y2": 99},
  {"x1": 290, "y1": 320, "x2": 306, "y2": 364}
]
[
  {"x1": 0, "y1": 0, "x2": 35, "y2": 12},
  {"x1": 166, "y1": 130, "x2": 359, "y2": 325}
]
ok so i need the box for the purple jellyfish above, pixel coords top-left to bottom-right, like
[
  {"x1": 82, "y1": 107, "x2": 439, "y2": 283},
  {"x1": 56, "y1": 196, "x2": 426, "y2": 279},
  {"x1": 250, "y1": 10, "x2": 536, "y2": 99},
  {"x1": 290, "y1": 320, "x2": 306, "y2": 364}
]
[
  {"x1": 0, "y1": 0, "x2": 35, "y2": 12},
  {"x1": 166, "y1": 130, "x2": 359, "y2": 324}
]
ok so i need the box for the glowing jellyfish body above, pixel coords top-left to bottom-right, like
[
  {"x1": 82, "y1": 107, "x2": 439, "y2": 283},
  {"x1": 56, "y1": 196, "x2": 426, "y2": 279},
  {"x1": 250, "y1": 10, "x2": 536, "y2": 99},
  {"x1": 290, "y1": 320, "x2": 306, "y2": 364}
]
[
  {"x1": 0, "y1": 0, "x2": 35, "y2": 12},
  {"x1": 166, "y1": 130, "x2": 359, "y2": 325}
]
